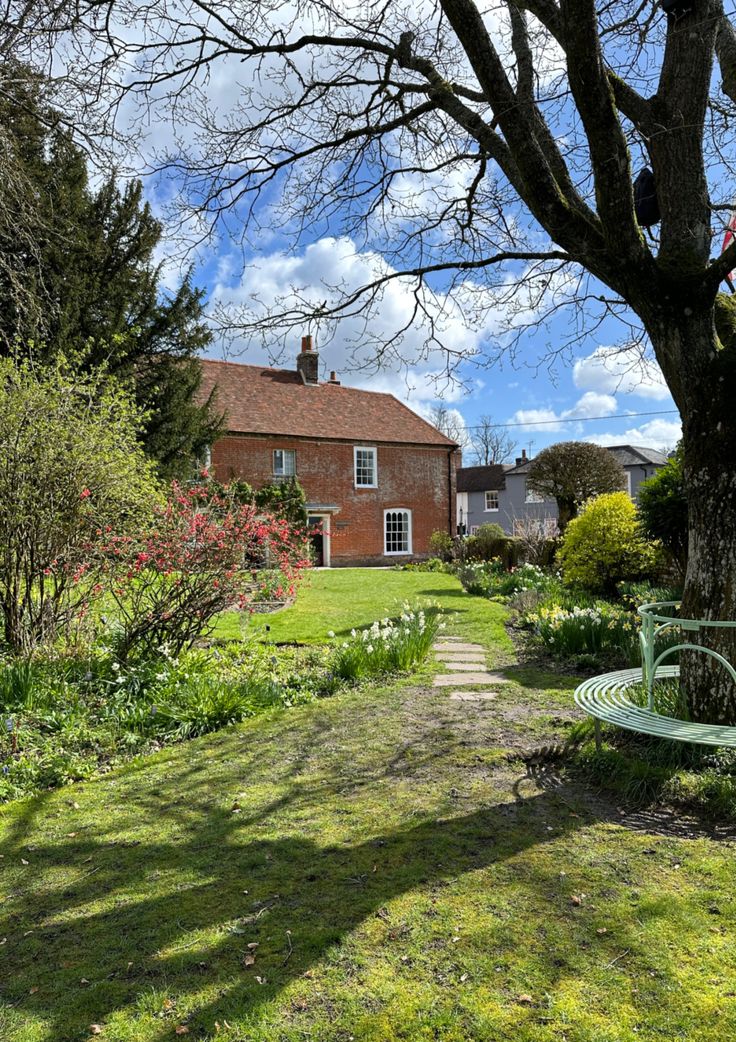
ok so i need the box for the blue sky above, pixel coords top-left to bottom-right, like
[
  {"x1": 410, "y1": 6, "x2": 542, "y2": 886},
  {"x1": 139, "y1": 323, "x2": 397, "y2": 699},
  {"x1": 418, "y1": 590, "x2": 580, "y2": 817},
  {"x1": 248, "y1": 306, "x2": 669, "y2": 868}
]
[
  {"x1": 132, "y1": 5, "x2": 683, "y2": 460},
  {"x1": 169, "y1": 229, "x2": 681, "y2": 459}
]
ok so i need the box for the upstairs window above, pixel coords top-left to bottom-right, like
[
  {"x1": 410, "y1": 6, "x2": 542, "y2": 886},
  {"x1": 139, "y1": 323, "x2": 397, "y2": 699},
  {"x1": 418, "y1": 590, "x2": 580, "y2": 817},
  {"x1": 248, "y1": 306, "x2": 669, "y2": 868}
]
[
  {"x1": 273, "y1": 449, "x2": 296, "y2": 477},
  {"x1": 354, "y1": 446, "x2": 377, "y2": 487},
  {"x1": 484, "y1": 490, "x2": 499, "y2": 511},
  {"x1": 385, "y1": 509, "x2": 412, "y2": 555},
  {"x1": 525, "y1": 483, "x2": 544, "y2": 504}
]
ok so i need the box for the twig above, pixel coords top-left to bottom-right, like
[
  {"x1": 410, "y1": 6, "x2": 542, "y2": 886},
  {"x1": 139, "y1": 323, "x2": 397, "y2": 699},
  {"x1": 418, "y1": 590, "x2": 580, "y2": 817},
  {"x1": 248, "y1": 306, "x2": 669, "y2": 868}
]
[
  {"x1": 604, "y1": 949, "x2": 630, "y2": 969},
  {"x1": 282, "y1": 930, "x2": 293, "y2": 966}
]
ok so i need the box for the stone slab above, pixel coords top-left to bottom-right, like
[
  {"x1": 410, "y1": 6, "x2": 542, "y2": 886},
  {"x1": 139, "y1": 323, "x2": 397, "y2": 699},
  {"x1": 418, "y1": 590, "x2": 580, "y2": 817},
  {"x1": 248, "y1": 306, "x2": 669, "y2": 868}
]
[
  {"x1": 433, "y1": 673, "x2": 498, "y2": 686},
  {"x1": 450, "y1": 691, "x2": 498, "y2": 701},
  {"x1": 433, "y1": 643, "x2": 485, "y2": 653},
  {"x1": 435, "y1": 661, "x2": 490, "y2": 671},
  {"x1": 436, "y1": 653, "x2": 487, "y2": 663}
]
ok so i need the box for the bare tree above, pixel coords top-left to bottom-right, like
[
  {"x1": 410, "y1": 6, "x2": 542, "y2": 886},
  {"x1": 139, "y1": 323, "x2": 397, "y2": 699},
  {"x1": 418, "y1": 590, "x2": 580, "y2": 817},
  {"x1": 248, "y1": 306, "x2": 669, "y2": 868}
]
[
  {"x1": 427, "y1": 403, "x2": 468, "y2": 448},
  {"x1": 469, "y1": 414, "x2": 517, "y2": 464},
  {"x1": 10, "y1": 0, "x2": 736, "y2": 721}
]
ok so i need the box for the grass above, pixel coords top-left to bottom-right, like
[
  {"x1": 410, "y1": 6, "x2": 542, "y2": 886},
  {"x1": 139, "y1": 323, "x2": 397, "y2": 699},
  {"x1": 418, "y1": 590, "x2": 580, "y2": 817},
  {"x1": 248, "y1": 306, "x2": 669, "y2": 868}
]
[
  {"x1": 216, "y1": 568, "x2": 512, "y2": 656},
  {"x1": 2, "y1": 570, "x2": 736, "y2": 1041}
]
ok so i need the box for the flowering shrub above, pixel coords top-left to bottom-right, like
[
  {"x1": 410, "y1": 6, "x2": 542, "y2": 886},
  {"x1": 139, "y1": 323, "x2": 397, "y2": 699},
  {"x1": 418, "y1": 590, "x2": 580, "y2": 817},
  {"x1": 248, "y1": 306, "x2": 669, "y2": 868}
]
[
  {"x1": 332, "y1": 605, "x2": 443, "y2": 681},
  {"x1": 99, "y1": 482, "x2": 310, "y2": 660}
]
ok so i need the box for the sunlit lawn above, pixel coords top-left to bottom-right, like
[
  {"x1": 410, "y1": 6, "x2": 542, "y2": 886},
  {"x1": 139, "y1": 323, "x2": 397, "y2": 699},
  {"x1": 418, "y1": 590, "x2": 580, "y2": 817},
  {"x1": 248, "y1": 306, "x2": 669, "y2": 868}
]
[
  {"x1": 3, "y1": 569, "x2": 736, "y2": 1042},
  {"x1": 216, "y1": 567, "x2": 512, "y2": 656}
]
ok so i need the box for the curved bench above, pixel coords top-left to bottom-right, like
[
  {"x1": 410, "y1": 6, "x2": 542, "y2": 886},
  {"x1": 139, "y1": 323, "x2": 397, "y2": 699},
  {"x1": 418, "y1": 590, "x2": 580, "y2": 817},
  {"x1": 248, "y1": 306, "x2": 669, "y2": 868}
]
[
  {"x1": 574, "y1": 665, "x2": 736, "y2": 748},
  {"x1": 574, "y1": 602, "x2": 736, "y2": 749}
]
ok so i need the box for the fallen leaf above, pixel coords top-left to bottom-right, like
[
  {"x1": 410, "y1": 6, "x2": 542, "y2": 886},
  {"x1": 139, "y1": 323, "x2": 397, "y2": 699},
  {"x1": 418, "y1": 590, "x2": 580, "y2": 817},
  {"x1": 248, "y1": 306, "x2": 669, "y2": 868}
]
[
  {"x1": 243, "y1": 954, "x2": 256, "y2": 967},
  {"x1": 247, "y1": 942, "x2": 259, "y2": 951},
  {"x1": 80, "y1": 978, "x2": 90, "y2": 985},
  {"x1": 596, "y1": 928, "x2": 608, "y2": 935},
  {"x1": 90, "y1": 1026, "x2": 103, "y2": 1035},
  {"x1": 29, "y1": 986, "x2": 39, "y2": 994},
  {"x1": 66, "y1": 832, "x2": 79, "y2": 838},
  {"x1": 174, "y1": 1027, "x2": 189, "y2": 1036},
  {"x1": 255, "y1": 975, "x2": 265, "y2": 984},
  {"x1": 517, "y1": 994, "x2": 534, "y2": 1005},
  {"x1": 21, "y1": 859, "x2": 29, "y2": 865},
  {"x1": 0, "y1": 938, "x2": 6, "y2": 946},
  {"x1": 460, "y1": 973, "x2": 468, "y2": 982},
  {"x1": 163, "y1": 998, "x2": 175, "y2": 1011},
  {"x1": 571, "y1": 895, "x2": 582, "y2": 906}
]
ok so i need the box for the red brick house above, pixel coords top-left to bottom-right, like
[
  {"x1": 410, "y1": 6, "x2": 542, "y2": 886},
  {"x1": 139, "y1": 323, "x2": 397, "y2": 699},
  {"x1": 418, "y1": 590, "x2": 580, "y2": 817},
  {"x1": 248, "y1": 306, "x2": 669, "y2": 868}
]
[{"x1": 199, "y1": 338, "x2": 460, "y2": 566}]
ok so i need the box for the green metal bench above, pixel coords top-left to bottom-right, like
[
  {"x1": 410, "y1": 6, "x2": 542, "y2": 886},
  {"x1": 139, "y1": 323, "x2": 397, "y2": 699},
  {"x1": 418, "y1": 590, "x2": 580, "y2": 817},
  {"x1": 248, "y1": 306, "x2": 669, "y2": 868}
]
[{"x1": 574, "y1": 602, "x2": 736, "y2": 748}]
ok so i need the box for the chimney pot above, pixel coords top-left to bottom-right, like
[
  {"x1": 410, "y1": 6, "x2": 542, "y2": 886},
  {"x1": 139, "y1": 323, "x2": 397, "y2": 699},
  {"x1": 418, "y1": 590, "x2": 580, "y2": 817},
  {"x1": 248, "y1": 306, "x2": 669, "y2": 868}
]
[
  {"x1": 329, "y1": 370, "x2": 341, "y2": 385},
  {"x1": 296, "y1": 335, "x2": 319, "y2": 384},
  {"x1": 521, "y1": 448, "x2": 527, "y2": 460}
]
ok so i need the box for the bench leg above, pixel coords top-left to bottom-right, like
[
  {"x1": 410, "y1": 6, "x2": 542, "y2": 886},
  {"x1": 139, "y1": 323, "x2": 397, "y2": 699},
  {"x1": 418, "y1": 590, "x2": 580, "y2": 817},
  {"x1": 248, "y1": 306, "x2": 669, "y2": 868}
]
[{"x1": 594, "y1": 718, "x2": 602, "y2": 752}]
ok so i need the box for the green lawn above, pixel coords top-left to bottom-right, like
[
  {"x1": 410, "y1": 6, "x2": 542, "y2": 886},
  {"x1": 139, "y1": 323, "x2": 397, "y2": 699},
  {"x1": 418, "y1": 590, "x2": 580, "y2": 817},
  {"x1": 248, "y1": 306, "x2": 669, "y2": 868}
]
[
  {"x1": 3, "y1": 570, "x2": 736, "y2": 1042},
  {"x1": 217, "y1": 568, "x2": 512, "y2": 656}
]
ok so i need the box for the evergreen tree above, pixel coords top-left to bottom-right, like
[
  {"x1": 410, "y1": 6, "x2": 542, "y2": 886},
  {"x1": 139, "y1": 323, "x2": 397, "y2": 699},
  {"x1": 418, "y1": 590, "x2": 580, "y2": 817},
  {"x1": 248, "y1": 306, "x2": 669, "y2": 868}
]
[{"x1": 0, "y1": 63, "x2": 222, "y2": 478}]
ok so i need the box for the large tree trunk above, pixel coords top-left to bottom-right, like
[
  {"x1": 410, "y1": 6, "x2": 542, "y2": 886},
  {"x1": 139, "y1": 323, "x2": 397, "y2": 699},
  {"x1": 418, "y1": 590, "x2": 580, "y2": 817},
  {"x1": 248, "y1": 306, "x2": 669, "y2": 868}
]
[{"x1": 651, "y1": 303, "x2": 736, "y2": 724}]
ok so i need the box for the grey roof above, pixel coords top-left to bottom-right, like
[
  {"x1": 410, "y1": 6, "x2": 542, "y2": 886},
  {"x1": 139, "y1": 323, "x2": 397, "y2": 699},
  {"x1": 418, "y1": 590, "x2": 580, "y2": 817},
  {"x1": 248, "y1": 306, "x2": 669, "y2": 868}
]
[
  {"x1": 504, "y1": 444, "x2": 668, "y2": 475},
  {"x1": 605, "y1": 445, "x2": 669, "y2": 467},
  {"x1": 456, "y1": 464, "x2": 507, "y2": 493}
]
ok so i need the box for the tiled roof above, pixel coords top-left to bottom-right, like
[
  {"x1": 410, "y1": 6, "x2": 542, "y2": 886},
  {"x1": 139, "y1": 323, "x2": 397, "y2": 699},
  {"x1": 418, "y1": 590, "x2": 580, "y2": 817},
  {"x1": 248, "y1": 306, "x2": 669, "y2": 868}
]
[
  {"x1": 199, "y1": 359, "x2": 457, "y2": 447},
  {"x1": 505, "y1": 444, "x2": 669, "y2": 474},
  {"x1": 456, "y1": 465, "x2": 507, "y2": 493},
  {"x1": 606, "y1": 445, "x2": 670, "y2": 467}
]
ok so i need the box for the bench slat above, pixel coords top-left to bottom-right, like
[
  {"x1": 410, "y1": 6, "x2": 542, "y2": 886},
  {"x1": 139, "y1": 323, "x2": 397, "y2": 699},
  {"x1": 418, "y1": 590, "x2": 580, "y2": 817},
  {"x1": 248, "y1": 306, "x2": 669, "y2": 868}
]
[{"x1": 574, "y1": 667, "x2": 736, "y2": 747}]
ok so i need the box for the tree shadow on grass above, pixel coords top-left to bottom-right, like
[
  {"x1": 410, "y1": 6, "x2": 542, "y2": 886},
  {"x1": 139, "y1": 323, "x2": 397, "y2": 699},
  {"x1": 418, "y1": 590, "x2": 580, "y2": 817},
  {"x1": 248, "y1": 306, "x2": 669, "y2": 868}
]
[
  {"x1": 4, "y1": 737, "x2": 734, "y2": 1042},
  {"x1": 1, "y1": 758, "x2": 594, "y2": 1041}
]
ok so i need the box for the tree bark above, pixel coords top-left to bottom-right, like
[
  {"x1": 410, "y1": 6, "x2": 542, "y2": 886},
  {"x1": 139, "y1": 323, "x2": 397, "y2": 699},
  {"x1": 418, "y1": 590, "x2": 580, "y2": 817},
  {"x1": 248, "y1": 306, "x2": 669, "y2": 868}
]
[{"x1": 648, "y1": 303, "x2": 736, "y2": 724}]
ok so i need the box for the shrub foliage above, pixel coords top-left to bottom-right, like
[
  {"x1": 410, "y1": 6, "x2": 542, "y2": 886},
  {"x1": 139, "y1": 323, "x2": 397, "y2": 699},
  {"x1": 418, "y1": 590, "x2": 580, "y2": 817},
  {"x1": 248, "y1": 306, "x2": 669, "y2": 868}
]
[
  {"x1": 0, "y1": 359, "x2": 158, "y2": 653},
  {"x1": 557, "y1": 492, "x2": 657, "y2": 593}
]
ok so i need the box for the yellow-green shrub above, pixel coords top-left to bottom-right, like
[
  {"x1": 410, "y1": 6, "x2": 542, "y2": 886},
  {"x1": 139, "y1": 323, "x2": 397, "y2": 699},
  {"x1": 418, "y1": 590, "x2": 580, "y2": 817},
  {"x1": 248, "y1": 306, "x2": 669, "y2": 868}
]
[{"x1": 557, "y1": 492, "x2": 658, "y2": 593}]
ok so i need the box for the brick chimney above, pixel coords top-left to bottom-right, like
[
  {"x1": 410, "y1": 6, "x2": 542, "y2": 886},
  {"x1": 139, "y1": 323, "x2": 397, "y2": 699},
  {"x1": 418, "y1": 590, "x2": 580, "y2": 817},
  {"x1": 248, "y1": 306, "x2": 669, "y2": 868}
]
[
  {"x1": 296, "y1": 334, "x2": 319, "y2": 385},
  {"x1": 328, "y1": 371, "x2": 341, "y2": 385},
  {"x1": 515, "y1": 448, "x2": 528, "y2": 466}
]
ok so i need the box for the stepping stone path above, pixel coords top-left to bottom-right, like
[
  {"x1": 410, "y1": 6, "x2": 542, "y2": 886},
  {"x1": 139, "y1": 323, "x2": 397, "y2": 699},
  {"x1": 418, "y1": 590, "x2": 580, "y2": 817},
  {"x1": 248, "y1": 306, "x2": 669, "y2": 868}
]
[{"x1": 431, "y1": 636, "x2": 511, "y2": 697}]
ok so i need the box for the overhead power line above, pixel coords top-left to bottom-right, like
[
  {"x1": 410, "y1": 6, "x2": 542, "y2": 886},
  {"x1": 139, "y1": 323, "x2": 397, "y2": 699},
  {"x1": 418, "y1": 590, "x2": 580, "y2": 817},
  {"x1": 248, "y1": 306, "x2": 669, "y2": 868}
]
[{"x1": 461, "y1": 409, "x2": 680, "y2": 432}]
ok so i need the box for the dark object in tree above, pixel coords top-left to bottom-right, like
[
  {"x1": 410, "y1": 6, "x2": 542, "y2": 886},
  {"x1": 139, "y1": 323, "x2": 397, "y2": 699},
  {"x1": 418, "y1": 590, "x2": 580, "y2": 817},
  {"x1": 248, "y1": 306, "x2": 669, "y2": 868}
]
[
  {"x1": 661, "y1": 0, "x2": 694, "y2": 18},
  {"x1": 0, "y1": 63, "x2": 222, "y2": 479},
  {"x1": 634, "y1": 169, "x2": 660, "y2": 227},
  {"x1": 638, "y1": 445, "x2": 688, "y2": 578},
  {"x1": 527, "y1": 442, "x2": 627, "y2": 535}
]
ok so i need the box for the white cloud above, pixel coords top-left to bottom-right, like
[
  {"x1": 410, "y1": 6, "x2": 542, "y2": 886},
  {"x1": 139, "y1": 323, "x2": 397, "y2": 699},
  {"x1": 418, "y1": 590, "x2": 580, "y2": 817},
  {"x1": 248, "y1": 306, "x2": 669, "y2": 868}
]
[
  {"x1": 573, "y1": 346, "x2": 671, "y2": 401},
  {"x1": 510, "y1": 391, "x2": 617, "y2": 431},
  {"x1": 209, "y1": 235, "x2": 492, "y2": 405},
  {"x1": 586, "y1": 418, "x2": 682, "y2": 452},
  {"x1": 565, "y1": 391, "x2": 617, "y2": 419}
]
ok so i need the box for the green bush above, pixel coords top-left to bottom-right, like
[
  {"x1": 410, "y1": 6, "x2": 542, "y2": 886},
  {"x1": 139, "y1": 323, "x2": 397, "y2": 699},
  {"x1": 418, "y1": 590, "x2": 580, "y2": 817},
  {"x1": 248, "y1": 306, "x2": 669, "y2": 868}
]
[
  {"x1": 557, "y1": 492, "x2": 658, "y2": 593},
  {"x1": 465, "y1": 525, "x2": 521, "y2": 568},
  {"x1": 637, "y1": 447, "x2": 688, "y2": 577},
  {"x1": 429, "y1": 529, "x2": 455, "y2": 562}
]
